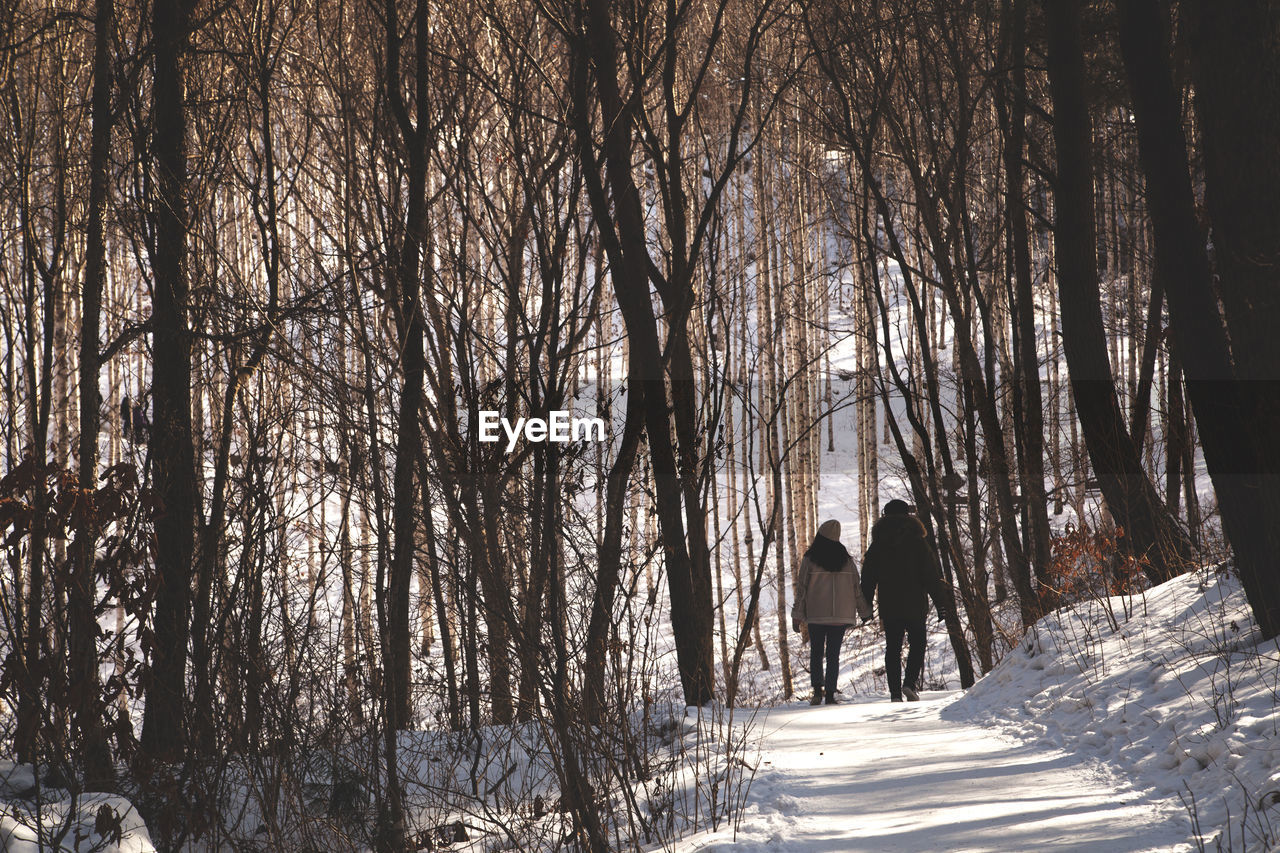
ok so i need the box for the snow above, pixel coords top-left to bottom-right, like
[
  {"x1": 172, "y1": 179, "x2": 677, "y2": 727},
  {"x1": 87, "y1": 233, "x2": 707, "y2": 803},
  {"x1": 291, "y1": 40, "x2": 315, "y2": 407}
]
[
  {"x1": 675, "y1": 696, "x2": 1178, "y2": 852},
  {"x1": 675, "y1": 567, "x2": 1280, "y2": 852},
  {"x1": 0, "y1": 792, "x2": 155, "y2": 853},
  {"x1": 0, "y1": 762, "x2": 36, "y2": 797},
  {"x1": 950, "y1": 567, "x2": 1280, "y2": 852}
]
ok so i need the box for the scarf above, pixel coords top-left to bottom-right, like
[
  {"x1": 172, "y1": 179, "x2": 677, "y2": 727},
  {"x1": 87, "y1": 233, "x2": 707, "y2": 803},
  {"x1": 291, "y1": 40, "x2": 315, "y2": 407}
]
[{"x1": 805, "y1": 533, "x2": 850, "y2": 572}]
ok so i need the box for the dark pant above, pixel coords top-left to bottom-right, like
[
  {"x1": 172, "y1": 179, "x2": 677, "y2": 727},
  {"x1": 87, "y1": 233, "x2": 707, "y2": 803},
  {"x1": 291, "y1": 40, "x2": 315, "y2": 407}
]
[
  {"x1": 883, "y1": 617, "x2": 927, "y2": 698},
  {"x1": 808, "y1": 624, "x2": 847, "y2": 695}
]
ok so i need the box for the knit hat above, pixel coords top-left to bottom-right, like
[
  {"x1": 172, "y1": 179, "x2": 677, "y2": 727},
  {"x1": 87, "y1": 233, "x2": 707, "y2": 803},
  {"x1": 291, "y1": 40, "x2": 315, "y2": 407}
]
[
  {"x1": 884, "y1": 499, "x2": 910, "y2": 516},
  {"x1": 817, "y1": 519, "x2": 841, "y2": 540}
]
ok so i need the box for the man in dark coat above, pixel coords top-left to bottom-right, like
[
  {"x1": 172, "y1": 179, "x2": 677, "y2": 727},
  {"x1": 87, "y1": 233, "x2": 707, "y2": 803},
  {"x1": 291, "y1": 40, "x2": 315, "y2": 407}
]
[{"x1": 860, "y1": 499, "x2": 949, "y2": 702}]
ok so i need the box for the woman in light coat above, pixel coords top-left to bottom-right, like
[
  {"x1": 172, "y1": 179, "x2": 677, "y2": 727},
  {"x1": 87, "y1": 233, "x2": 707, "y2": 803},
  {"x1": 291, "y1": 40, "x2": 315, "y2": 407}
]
[{"x1": 791, "y1": 519, "x2": 872, "y2": 705}]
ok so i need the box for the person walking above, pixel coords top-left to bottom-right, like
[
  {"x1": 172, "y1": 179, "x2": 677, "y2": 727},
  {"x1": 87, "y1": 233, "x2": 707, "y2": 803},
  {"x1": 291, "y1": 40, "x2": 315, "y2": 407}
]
[
  {"x1": 791, "y1": 519, "x2": 872, "y2": 706},
  {"x1": 860, "y1": 500, "x2": 949, "y2": 702}
]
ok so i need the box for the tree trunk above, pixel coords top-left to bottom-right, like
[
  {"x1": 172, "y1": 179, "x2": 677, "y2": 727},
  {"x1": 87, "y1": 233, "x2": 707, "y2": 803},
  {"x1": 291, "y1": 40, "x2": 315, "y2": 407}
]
[
  {"x1": 1181, "y1": 0, "x2": 1280, "y2": 637},
  {"x1": 70, "y1": 0, "x2": 114, "y2": 787},
  {"x1": 998, "y1": 0, "x2": 1053, "y2": 593},
  {"x1": 571, "y1": 0, "x2": 715, "y2": 705},
  {"x1": 141, "y1": 0, "x2": 197, "y2": 762},
  {"x1": 1042, "y1": 0, "x2": 1192, "y2": 584}
]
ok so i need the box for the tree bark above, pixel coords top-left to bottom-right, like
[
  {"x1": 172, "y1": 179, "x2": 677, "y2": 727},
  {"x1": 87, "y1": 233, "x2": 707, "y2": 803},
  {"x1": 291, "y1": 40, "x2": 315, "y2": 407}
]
[
  {"x1": 1181, "y1": 0, "x2": 1280, "y2": 637},
  {"x1": 70, "y1": 0, "x2": 115, "y2": 787},
  {"x1": 583, "y1": 372, "x2": 645, "y2": 720},
  {"x1": 1042, "y1": 0, "x2": 1192, "y2": 584},
  {"x1": 141, "y1": 0, "x2": 197, "y2": 762},
  {"x1": 570, "y1": 0, "x2": 716, "y2": 706},
  {"x1": 998, "y1": 0, "x2": 1053, "y2": 593}
]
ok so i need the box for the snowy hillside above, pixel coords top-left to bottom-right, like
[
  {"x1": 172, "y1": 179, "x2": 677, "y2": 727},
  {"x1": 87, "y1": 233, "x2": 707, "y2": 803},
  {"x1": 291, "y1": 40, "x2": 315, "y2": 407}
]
[
  {"x1": 675, "y1": 567, "x2": 1280, "y2": 852},
  {"x1": 951, "y1": 567, "x2": 1280, "y2": 851}
]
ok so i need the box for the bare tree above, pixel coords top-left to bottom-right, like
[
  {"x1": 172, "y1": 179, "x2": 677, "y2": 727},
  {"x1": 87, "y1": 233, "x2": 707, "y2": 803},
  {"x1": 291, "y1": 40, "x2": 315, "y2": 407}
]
[
  {"x1": 1178, "y1": 0, "x2": 1280, "y2": 637},
  {"x1": 1042, "y1": 0, "x2": 1191, "y2": 585}
]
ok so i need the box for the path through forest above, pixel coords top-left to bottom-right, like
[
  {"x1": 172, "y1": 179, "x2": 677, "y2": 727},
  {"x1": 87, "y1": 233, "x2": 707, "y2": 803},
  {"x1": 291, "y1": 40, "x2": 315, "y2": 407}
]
[{"x1": 680, "y1": 694, "x2": 1188, "y2": 852}]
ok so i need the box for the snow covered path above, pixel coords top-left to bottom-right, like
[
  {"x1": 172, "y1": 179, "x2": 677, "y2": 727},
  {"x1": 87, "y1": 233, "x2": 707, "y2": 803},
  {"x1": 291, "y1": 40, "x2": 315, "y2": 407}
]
[{"x1": 680, "y1": 693, "x2": 1187, "y2": 852}]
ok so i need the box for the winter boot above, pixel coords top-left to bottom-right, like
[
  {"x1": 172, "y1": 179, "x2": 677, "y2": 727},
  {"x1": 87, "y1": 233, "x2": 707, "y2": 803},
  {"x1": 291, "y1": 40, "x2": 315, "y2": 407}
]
[
  {"x1": 809, "y1": 689, "x2": 823, "y2": 706},
  {"x1": 902, "y1": 686, "x2": 920, "y2": 702},
  {"x1": 824, "y1": 691, "x2": 838, "y2": 705},
  {"x1": 890, "y1": 694, "x2": 904, "y2": 703}
]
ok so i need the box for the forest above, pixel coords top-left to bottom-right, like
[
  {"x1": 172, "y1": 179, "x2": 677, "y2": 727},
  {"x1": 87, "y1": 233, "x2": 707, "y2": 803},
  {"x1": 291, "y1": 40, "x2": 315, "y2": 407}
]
[{"x1": 2, "y1": 0, "x2": 1279, "y2": 849}]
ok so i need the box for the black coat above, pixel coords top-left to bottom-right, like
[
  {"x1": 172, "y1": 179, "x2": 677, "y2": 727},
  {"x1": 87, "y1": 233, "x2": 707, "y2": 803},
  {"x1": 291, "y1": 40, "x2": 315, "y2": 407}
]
[{"x1": 859, "y1": 514, "x2": 948, "y2": 624}]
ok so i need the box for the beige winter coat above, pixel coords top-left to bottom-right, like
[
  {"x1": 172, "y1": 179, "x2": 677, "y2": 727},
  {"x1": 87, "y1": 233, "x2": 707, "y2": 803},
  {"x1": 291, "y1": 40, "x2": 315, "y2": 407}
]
[{"x1": 791, "y1": 555, "x2": 873, "y2": 626}]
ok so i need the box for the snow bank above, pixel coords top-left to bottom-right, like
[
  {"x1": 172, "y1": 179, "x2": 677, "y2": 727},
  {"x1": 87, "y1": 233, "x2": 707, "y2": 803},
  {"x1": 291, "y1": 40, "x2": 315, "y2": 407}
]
[
  {"x1": 0, "y1": 761, "x2": 37, "y2": 797},
  {"x1": 946, "y1": 566, "x2": 1280, "y2": 851},
  {"x1": 0, "y1": 790, "x2": 155, "y2": 853},
  {"x1": 675, "y1": 693, "x2": 1187, "y2": 852}
]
